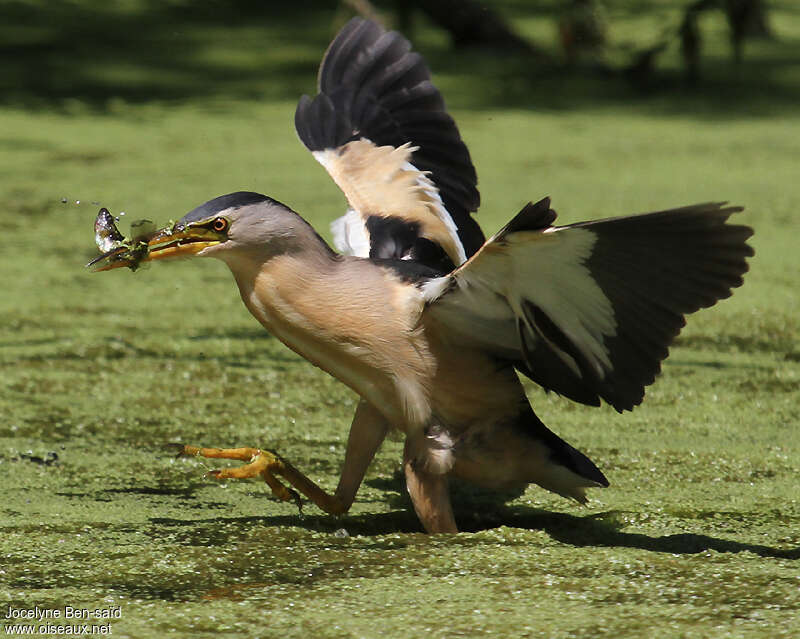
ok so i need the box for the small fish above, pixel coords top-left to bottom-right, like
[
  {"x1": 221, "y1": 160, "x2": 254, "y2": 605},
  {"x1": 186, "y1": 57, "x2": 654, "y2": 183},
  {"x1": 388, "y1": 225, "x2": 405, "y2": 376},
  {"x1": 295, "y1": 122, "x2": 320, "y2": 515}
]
[
  {"x1": 88, "y1": 212, "x2": 156, "y2": 271},
  {"x1": 94, "y1": 207, "x2": 125, "y2": 253}
]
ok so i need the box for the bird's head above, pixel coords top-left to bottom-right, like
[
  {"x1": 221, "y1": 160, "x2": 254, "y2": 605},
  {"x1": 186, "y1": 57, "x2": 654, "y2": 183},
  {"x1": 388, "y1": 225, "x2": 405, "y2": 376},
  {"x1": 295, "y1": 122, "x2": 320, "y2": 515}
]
[{"x1": 91, "y1": 192, "x2": 320, "y2": 271}]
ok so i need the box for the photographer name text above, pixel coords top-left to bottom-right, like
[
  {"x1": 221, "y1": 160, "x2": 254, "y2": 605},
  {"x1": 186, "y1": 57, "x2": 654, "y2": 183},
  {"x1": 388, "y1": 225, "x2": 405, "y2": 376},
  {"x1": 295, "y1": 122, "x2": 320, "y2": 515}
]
[{"x1": 4, "y1": 606, "x2": 121, "y2": 636}]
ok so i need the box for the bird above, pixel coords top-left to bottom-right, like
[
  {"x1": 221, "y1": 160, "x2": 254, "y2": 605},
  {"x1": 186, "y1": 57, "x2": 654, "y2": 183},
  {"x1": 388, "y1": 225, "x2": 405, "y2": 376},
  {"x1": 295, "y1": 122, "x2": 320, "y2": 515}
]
[{"x1": 91, "y1": 18, "x2": 754, "y2": 533}]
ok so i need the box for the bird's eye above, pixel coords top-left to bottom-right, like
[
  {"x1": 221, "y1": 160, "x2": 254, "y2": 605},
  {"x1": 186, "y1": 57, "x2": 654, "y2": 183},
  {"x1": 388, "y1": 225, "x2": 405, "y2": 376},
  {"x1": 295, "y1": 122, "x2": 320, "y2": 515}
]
[{"x1": 212, "y1": 217, "x2": 228, "y2": 233}]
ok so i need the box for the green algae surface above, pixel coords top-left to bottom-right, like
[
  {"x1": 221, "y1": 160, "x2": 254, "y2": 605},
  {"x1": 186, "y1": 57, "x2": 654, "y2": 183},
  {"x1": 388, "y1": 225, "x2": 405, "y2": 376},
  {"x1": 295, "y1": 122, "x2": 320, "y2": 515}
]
[{"x1": 2, "y1": 3, "x2": 799, "y2": 637}]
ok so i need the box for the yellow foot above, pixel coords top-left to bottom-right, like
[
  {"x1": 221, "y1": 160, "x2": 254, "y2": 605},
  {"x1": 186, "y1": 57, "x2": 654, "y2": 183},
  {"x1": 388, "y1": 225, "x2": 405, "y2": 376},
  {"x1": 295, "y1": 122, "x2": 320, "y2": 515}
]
[{"x1": 177, "y1": 445, "x2": 302, "y2": 512}]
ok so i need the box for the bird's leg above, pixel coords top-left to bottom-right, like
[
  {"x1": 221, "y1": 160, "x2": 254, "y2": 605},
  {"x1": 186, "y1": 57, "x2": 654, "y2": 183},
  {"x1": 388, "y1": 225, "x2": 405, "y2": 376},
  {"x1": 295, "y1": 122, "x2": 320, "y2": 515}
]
[
  {"x1": 179, "y1": 399, "x2": 390, "y2": 517},
  {"x1": 331, "y1": 399, "x2": 391, "y2": 511},
  {"x1": 403, "y1": 439, "x2": 458, "y2": 534}
]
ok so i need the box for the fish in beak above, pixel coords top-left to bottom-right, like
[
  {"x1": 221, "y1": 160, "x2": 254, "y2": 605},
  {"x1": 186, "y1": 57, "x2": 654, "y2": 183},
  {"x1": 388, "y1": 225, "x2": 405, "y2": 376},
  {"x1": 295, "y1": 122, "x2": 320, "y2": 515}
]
[{"x1": 87, "y1": 209, "x2": 225, "y2": 272}]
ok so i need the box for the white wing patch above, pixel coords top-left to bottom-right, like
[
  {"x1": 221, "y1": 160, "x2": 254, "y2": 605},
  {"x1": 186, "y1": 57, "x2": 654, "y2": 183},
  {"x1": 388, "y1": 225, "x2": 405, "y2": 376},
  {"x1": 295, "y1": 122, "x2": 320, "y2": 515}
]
[
  {"x1": 425, "y1": 199, "x2": 753, "y2": 411},
  {"x1": 427, "y1": 225, "x2": 617, "y2": 383},
  {"x1": 312, "y1": 140, "x2": 467, "y2": 265},
  {"x1": 331, "y1": 208, "x2": 371, "y2": 257},
  {"x1": 506, "y1": 228, "x2": 616, "y2": 376}
]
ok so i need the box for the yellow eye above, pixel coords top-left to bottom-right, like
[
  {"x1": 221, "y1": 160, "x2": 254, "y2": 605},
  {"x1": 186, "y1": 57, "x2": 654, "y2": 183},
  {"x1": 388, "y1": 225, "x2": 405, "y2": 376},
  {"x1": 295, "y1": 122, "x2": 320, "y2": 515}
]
[{"x1": 212, "y1": 217, "x2": 228, "y2": 233}]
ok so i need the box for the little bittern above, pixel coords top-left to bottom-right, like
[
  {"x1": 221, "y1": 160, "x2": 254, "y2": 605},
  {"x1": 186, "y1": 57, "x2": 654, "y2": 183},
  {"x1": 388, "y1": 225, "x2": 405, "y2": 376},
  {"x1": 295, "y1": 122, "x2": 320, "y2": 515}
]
[{"x1": 92, "y1": 18, "x2": 753, "y2": 533}]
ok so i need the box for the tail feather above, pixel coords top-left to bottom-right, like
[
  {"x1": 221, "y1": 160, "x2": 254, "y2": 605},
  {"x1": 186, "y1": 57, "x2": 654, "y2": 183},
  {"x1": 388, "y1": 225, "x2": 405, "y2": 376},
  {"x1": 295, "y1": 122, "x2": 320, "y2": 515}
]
[{"x1": 523, "y1": 408, "x2": 609, "y2": 503}]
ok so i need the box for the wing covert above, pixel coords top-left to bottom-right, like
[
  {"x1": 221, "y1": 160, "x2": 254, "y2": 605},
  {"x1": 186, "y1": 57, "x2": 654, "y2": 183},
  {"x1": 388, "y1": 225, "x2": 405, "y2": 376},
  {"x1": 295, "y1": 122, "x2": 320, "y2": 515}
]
[{"x1": 424, "y1": 198, "x2": 754, "y2": 412}]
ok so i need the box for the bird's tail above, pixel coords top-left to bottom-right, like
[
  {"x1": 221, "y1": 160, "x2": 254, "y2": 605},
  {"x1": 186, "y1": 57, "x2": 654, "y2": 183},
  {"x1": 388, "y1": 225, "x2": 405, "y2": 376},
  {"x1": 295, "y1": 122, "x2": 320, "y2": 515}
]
[{"x1": 521, "y1": 408, "x2": 609, "y2": 504}]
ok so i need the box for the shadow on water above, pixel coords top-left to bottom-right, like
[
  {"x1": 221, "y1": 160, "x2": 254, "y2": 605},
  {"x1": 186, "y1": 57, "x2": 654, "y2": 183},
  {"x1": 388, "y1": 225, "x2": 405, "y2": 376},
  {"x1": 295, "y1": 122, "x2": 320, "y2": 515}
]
[
  {"x1": 2, "y1": 1, "x2": 799, "y2": 118},
  {"x1": 149, "y1": 506, "x2": 798, "y2": 559},
  {"x1": 147, "y1": 467, "x2": 799, "y2": 558},
  {"x1": 497, "y1": 507, "x2": 800, "y2": 559},
  {"x1": 149, "y1": 512, "x2": 426, "y2": 541}
]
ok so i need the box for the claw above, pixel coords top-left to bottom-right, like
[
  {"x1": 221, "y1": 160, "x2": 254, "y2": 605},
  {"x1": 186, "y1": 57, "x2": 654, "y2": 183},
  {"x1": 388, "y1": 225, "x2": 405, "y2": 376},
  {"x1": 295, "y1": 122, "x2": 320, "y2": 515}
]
[
  {"x1": 288, "y1": 488, "x2": 303, "y2": 514},
  {"x1": 165, "y1": 443, "x2": 192, "y2": 458}
]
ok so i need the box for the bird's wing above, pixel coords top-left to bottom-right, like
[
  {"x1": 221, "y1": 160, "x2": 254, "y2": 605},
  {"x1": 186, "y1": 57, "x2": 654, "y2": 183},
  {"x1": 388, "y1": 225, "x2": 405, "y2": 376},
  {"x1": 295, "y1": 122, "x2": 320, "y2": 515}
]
[
  {"x1": 423, "y1": 198, "x2": 754, "y2": 412},
  {"x1": 295, "y1": 17, "x2": 483, "y2": 271}
]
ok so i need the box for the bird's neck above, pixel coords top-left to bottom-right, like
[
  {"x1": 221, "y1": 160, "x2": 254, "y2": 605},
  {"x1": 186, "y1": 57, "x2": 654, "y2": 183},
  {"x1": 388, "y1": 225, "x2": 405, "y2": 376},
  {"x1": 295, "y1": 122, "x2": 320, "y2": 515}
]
[{"x1": 222, "y1": 241, "x2": 342, "y2": 341}]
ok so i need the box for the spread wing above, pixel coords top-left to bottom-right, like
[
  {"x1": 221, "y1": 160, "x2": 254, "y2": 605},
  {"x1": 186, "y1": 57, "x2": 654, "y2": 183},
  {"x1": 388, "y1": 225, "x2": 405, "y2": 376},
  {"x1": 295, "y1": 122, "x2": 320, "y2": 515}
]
[
  {"x1": 423, "y1": 199, "x2": 754, "y2": 412},
  {"x1": 294, "y1": 17, "x2": 483, "y2": 272}
]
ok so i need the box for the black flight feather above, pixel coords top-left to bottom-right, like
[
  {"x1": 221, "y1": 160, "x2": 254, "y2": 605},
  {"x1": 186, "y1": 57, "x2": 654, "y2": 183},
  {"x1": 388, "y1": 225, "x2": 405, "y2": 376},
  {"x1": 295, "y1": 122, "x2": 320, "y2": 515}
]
[
  {"x1": 515, "y1": 202, "x2": 754, "y2": 411},
  {"x1": 295, "y1": 17, "x2": 484, "y2": 258}
]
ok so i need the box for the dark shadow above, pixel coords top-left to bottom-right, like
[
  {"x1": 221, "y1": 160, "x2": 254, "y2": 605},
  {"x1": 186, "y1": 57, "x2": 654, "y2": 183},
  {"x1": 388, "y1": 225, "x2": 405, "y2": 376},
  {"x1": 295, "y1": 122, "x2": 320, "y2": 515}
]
[
  {"x1": 2, "y1": 2, "x2": 798, "y2": 118},
  {"x1": 5, "y1": 333, "x2": 313, "y2": 369},
  {"x1": 102, "y1": 486, "x2": 200, "y2": 497},
  {"x1": 666, "y1": 359, "x2": 770, "y2": 370},
  {"x1": 0, "y1": 1, "x2": 335, "y2": 110},
  {"x1": 365, "y1": 471, "x2": 528, "y2": 520},
  {"x1": 149, "y1": 505, "x2": 798, "y2": 559},
  {"x1": 15, "y1": 451, "x2": 59, "y2": 465},
  {"x1": 149, "y1": 512, "x2": 425, "y2": 541},
  {"x1": 426, "y1": 46, "x2": 800, "y2": 118},
  {"x1": 55, "y1": 483, "x2": 208, "y2": 501},
  {"x1": 0, "y1": 337, "x2": 63, "y2": 348},
  {"x1": 142, "y1": 467, "x2": 798, "y2": 557},
  {"x1": 494, "y1": 507, "x2": 800, "y2": 559}
]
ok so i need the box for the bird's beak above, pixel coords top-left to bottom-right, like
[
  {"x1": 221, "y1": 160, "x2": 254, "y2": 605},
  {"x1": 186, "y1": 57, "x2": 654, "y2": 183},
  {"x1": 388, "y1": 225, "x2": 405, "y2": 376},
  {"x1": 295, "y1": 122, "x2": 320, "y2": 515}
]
[{"x1": 88, "y1": 224, "x2": 224, "y2": 272}]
